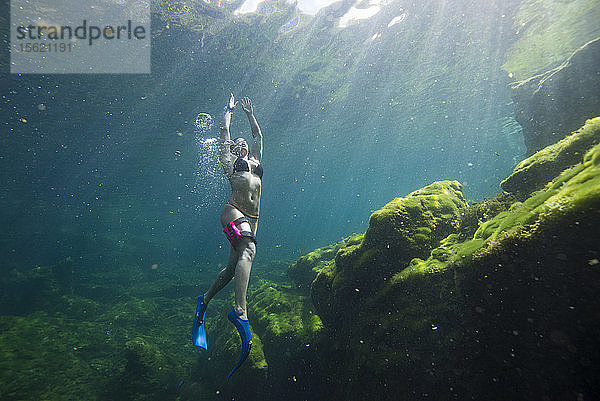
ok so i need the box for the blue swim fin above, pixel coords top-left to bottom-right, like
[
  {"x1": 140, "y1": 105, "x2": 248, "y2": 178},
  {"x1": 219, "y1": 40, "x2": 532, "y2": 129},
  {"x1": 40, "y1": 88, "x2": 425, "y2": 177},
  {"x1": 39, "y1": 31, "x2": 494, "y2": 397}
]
[
  {"x1": 227, "y1": 309, "x2": 252, "y2": 380},
  {"x1": 192, "y1": 295, "x2": 208, "y2": 349}
]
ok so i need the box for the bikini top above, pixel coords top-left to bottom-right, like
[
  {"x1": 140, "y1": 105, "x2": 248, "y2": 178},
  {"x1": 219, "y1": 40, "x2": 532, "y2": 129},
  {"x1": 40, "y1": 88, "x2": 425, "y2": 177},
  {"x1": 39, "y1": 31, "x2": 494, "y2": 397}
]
[{"x1": 233, "y1": 157, "x2": 263, "y2": 179}]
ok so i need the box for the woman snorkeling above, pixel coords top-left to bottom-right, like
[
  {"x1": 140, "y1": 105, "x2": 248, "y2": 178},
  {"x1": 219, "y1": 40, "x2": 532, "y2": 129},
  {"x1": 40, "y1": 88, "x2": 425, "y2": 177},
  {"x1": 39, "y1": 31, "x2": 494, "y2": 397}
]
[{"x1": 192, "y1": 93, "x2": 263, "y2": 379}]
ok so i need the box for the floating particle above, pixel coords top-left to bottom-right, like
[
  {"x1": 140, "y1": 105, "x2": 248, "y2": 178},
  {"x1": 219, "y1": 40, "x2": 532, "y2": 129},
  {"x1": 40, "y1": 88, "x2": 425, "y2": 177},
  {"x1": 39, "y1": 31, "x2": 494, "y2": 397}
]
[
  {"x1": 151, "y1": 263, "x2": 159, "y2": 270},
  {"x1": 467, "y1": 162, "x2": 473, "y2": 167},
  {"x1": 20, "y1": 118, "x2": 27, "y2": 123},
  {"x1": 176, "y1": 131, "x2": 183, "y2": 137},
  {"x1": 588, "y1": 258, "x2": 599, "y2": 266},
  {"x1": 38, "y1": 103, "x2": 47, "y2": 111},
  {"x1": 175, "y1": 150, "x2": 181, "y2": 156}
]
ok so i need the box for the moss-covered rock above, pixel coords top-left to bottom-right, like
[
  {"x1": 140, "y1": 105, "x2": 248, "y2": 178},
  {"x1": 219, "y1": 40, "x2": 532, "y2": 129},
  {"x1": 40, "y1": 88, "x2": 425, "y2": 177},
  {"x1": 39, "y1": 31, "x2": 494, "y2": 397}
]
[
  {"x1": 287, "y1": 235, "x2": 362, "y2": 290},
  {"x1": 0, "y1": 258, "x2": 74, "y2": 315},
  {"x1": 363, "y1": 180, "x2": 467, "y2": 258},
  {"x1": 249, "y1": 281, "x2": 322, "y2": 342},
  {"x1": 456, "y1": 192, "x2": 517, "y2": 239},
  {"x1": 245, "y1": 281, "x2": 324, "y2": 393},
  {"x1": 306, "y1": 123, "x2": 600, "y2": 401},
  {"x1": 501, "y1": 116, "x2": 600, "y2": 198},
  {"x1": 114, "y1": 337, "x2": 179, "y2": 399},
  {"x1": 509, "y1": 37, "x2": 600, "y2": 154},
  {"x1": 400, "y1": 140, "x2": 600, "y2": 280},
  {"x1": 0, "y1": 312, "x2": 115, "y2": 400},
  {"x1": 311, "y1": 180, "x2": 468, "y2": 326}
]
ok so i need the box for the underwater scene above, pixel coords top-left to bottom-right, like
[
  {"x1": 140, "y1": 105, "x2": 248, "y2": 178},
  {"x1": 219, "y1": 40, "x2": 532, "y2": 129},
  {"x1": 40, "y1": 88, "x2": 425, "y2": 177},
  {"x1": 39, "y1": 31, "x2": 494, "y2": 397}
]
[{"x1": 1, "y1": 0, "x2": 600, "y2": 399}]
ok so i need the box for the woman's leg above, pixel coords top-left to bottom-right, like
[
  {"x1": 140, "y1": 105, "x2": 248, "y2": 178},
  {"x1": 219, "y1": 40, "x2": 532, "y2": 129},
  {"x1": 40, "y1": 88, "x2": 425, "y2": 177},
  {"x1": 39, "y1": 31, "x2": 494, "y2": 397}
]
[
  {"x1": 204, "y1": 247, "x2": 238, "y2": 303},
  {"x1": 232, "y1": 238, "x2": 256, "y2": 320},
  {"x1": 217, "y1": 203, "x2": 258, "y2": 319}
]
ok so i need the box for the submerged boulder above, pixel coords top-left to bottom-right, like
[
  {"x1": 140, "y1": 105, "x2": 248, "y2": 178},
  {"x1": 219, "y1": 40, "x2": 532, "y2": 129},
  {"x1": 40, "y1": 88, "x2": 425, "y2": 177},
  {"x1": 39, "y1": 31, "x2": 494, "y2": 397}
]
[
  {"x1": 500, "y1": 117, "x2": 600, "y2": 197},
  {"x1": 0, "y1": 257, "x2": 74, "y2": 315},
  {"x1": 510, "y1": 37, "x2": 600, "y2": 154},
  {"x1": 287, "y1": 234, "x2": 362, "y2": 290},
  {"x1": 247, "y1": 281, "x2": 324, "y2": 394},
  {"x1": 501, "y1": 116, "x2": 600, "y2": 198},
  {"x1": 304, "y1": 125, "x2": 600, "y2": 400},
  {"x1": 118, "y1": 337, "x2": 177, "y2": 397},
  {"x1": 396, "y1": 137, "x2": 600, "y2": 280},
  {"x1": 311, "y1": 180, "x2": 468, "y2": 328},
  {"x1": 363, "y1": 180, "x2": 467, "y2": 257},
  {"x1": 198, "y1": 281, "x2": 325, "y2": 399},
  {"x1": 249, "y1": 282, "x2": 323, "y2": 349}
]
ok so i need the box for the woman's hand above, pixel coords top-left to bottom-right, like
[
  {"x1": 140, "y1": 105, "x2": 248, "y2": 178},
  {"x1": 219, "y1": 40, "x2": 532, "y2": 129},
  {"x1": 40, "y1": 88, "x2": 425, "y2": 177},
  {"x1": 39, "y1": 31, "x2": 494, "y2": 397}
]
[
  {"x1": 227, "y1": 93, "x2": 238, "y2": 111},
  {"x1": 241, "y1": 97, "x2": 253, "y2": 115}
]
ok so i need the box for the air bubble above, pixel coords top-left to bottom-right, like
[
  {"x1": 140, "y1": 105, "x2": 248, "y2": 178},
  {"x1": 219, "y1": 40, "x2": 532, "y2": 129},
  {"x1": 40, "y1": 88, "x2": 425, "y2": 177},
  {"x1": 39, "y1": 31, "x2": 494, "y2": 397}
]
[
  {"x1": 194, "y1": 112, "x2": 213, "y2": 133},
  {"x1": 192, "y1": 112, "x2": 227, "y2": 208}
]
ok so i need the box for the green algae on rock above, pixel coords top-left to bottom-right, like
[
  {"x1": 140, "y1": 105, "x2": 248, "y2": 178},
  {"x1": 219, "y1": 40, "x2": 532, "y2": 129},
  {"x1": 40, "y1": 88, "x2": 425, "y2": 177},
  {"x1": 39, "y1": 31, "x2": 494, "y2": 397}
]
[
  {"x1": 118, "y1": 337, "x2": 179, "y2": 398},
  {"x1": 244, "y1": 280, "x2": 329, "y2": 397},
  {"x1": 456, "y1": 192, "x2": 517, "y2": 240},
  {"x1": 249, "y1": 282, "x2": 322, "y2": 373},
  {"x1": 0, "y1": 312, "x2": 111, "y2": 400},
  {"x1": 364, "y1": 180, "x2": 467, "y2": 253},
  {"x1": 287, "y1": 234, "x2": 363, "y2": 290},
  {"x1": 400, "y1": 137, "x2": 600, "y2": 281},
  {"x1": 303, "y1": 121, "x2": 600, "y2": 401},
  {"x1": 311, "y1": 180, "x2": 468, "y2": 327},
  {"x1": 249, "y1": 281, "x2": 323, "y2": 340},
  {"x1": 501, "y1": 116, "x2": 600, "y2": 198}
]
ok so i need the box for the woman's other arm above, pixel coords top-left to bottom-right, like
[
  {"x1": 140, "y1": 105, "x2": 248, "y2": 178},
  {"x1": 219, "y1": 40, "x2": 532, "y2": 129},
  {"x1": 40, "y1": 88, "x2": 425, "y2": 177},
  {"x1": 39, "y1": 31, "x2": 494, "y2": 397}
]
[
  {"x1": 241, "y1": 97, "x2": 262, "y2": 163},
  {"x1": 220, "y1": 93, "x2": 237, "y2": 175}
]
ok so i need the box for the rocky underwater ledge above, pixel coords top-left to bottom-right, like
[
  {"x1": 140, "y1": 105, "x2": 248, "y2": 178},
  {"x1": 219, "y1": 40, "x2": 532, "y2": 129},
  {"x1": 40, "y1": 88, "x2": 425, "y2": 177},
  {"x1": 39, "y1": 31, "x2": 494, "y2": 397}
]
[
  {"x1": 229, "y1": 116, "x2": 600, "y2": 400},
  {"x1": 1, "y1": 117, "x2": 600, "y2": 400}
]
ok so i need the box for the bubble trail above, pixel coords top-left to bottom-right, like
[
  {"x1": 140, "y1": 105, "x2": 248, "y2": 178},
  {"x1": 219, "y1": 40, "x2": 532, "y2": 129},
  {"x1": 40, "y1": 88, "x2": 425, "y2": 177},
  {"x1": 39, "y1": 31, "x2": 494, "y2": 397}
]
[{"x1": 192, "y1": 112, "x2": 227, "y2": 208}]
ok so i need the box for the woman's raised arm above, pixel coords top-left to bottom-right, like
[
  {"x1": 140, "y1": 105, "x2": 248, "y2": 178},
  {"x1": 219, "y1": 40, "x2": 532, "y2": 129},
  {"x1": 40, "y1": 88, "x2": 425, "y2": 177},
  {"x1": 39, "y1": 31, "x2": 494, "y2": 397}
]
[
  {"x1": 219, "y1": 93, "x2": 237, "y2": 174},
  {"x1": 241, "y1": 97, "x2": 262, "y2": 162}
]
